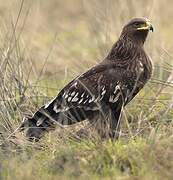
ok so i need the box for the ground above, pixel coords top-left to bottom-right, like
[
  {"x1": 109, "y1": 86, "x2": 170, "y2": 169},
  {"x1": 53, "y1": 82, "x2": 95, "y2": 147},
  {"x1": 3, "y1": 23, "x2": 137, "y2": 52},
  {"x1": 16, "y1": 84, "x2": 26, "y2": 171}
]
[{"x1": 0, "y1": 0, "x2": 173, "y2": 179}]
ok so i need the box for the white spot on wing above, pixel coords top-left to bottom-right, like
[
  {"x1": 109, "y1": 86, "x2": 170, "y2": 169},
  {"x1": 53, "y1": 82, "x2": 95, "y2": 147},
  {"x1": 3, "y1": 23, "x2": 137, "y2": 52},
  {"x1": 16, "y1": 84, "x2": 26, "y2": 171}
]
[
  {"x1": 75, "y1": 92, "x2": 79, "y2": 97},
  {"x1": 74, "y1": 82, "x2": 77, "y2": 86},
  {"x1": 78, "y1": 98, "x2": 83, "y2": 104},
  {"x1": 53, "y1": 104, "x2": 61, "y2": 113},
  {"x1": 62, "y1": 92, "x2": 66, "y2": 97},
  {"x1": 88, "y1": 96, "x2": 95, "y2": 103},
  {"x1": 125, "y1": 89, "x2": 131, "y2": 103},
  {"x1": 71, "y1": 91, "x2": 76, "y2": 96},
  {"x1": 101, "y1": 90, "x2": 106, "y2": 96},
  {"x1": 83, "y1": 99, "x2": 88, "y2": 104},
  {"x1": 139, "y1": 61, "x2": 144, "y2": 72},
  {"x1": 109, "y1": 93, "x2": 120, "y2": 103},
  {"x1": 71, "y1": 97, "x2": 79, "y2": 102},
  {"x1": 68, "y1": 97, "x2": 72, "y2": 102},
  {"x1": 65, "y1": 94, "x2": 68, "y2": 99},
  {"x1": 36, "y1": 118, "x2": 45, "y2": 126},
  {"x1": 114, "y1": 84, "x2": 121, "y2": 94}
]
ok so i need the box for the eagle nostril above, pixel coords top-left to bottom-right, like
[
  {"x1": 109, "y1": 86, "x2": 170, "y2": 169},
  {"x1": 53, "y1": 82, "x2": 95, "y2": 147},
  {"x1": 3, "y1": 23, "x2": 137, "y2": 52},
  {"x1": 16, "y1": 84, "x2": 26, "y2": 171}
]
[{"x1": 150, "y1": 26, "x2": 154, "y2": 32}]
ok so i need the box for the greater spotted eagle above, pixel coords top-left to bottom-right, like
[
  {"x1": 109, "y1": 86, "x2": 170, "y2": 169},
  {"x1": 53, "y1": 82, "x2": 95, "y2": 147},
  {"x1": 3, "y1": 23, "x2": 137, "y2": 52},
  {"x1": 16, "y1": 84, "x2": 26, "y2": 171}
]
[{"x1": 20, "y1": 17, "x2": 153, "y2": 140}]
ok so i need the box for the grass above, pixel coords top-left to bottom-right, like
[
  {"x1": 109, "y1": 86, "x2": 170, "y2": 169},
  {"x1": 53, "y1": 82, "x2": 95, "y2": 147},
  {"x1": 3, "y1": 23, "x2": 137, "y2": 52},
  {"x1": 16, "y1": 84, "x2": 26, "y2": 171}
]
[
  {"x1": 1, "y1": 136, "x2": 173, "y2": 179},
  {"x1": 0, "y1": 0, "x2": 173, "y2": 179}
]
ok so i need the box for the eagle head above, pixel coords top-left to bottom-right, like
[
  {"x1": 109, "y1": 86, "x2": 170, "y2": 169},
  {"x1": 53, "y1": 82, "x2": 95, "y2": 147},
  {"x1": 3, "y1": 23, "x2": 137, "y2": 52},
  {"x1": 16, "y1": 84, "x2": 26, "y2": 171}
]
[{"x1": 121, "y1": 17, "x2": 153, "y2": 45}]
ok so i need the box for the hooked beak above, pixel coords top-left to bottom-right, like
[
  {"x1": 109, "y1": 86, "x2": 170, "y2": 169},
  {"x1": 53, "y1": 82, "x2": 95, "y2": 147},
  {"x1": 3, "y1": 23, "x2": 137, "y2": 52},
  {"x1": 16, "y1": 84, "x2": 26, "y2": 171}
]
[{"x1": 137, "y1": 21, "x2": 154, "y2": 32}]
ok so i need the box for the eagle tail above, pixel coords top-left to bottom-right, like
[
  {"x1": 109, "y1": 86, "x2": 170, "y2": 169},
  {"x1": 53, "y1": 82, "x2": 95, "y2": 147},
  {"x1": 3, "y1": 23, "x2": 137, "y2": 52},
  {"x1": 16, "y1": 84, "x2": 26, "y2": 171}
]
[{"x1": 20, "y1": 105, "x2": 59, "y2": 141}]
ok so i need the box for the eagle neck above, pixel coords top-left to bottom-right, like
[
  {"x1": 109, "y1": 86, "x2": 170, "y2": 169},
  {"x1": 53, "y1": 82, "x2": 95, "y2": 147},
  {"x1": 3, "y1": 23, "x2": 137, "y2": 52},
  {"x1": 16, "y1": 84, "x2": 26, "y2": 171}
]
[{"x1": 107, "y1": 37, "x2": 141, "y2": 61}]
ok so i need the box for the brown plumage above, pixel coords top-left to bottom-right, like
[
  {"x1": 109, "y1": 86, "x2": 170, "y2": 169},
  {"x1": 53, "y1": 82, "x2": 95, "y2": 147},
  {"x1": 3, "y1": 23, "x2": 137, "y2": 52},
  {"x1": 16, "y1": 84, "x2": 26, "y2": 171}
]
[{"x1": 20, "y1": 17, "x2": 153, "y2": 140}]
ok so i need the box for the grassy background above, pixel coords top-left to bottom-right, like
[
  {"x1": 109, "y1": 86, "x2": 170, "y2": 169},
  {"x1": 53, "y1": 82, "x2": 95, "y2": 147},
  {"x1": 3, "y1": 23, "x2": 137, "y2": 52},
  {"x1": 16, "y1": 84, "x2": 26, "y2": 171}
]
[{"x1": 0, "y1": 0, "x2": 173, "y2": 179}]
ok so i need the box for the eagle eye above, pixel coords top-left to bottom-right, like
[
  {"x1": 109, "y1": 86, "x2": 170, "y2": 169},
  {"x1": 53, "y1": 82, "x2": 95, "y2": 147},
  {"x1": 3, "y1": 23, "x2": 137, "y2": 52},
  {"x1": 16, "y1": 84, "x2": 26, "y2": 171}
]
[{"x1": 133, "y1": 22, "x2": 141, "y2": 27}]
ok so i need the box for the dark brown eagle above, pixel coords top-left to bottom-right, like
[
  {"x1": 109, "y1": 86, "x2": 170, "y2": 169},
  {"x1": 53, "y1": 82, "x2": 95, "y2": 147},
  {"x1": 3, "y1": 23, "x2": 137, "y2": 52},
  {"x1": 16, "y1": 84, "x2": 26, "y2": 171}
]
[{"x1": 20, "y1": 17, "x2": 153, "y2": 140}]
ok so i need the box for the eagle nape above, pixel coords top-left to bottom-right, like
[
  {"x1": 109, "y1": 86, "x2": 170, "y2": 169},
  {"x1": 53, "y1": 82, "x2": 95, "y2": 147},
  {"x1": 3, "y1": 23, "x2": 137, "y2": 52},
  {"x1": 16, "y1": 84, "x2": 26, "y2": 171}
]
[{"x1": 20, "y1": 17, "x2": 153, "y2": 141}]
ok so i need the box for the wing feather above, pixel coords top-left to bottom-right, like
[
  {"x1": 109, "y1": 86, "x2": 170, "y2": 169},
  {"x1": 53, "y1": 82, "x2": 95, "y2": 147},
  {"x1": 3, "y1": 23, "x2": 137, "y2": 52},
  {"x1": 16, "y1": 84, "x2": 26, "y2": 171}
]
[{"x1": 44, "y1": 64, "x2": 133, "y2": 115}]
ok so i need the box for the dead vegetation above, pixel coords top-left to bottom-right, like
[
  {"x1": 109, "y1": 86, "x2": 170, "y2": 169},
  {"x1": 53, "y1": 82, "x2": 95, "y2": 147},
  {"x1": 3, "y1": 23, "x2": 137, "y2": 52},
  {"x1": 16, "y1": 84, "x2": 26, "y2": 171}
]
[{"x1": 0, "y1": 0, "x2": 173, "y2": 179}]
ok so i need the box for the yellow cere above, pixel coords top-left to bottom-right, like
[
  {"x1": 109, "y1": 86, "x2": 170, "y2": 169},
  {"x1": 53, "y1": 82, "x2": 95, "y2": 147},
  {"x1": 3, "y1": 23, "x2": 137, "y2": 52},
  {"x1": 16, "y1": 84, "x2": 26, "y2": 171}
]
[{"x1": 137, "y1": 21, "x2": 152, "y2": 30}]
